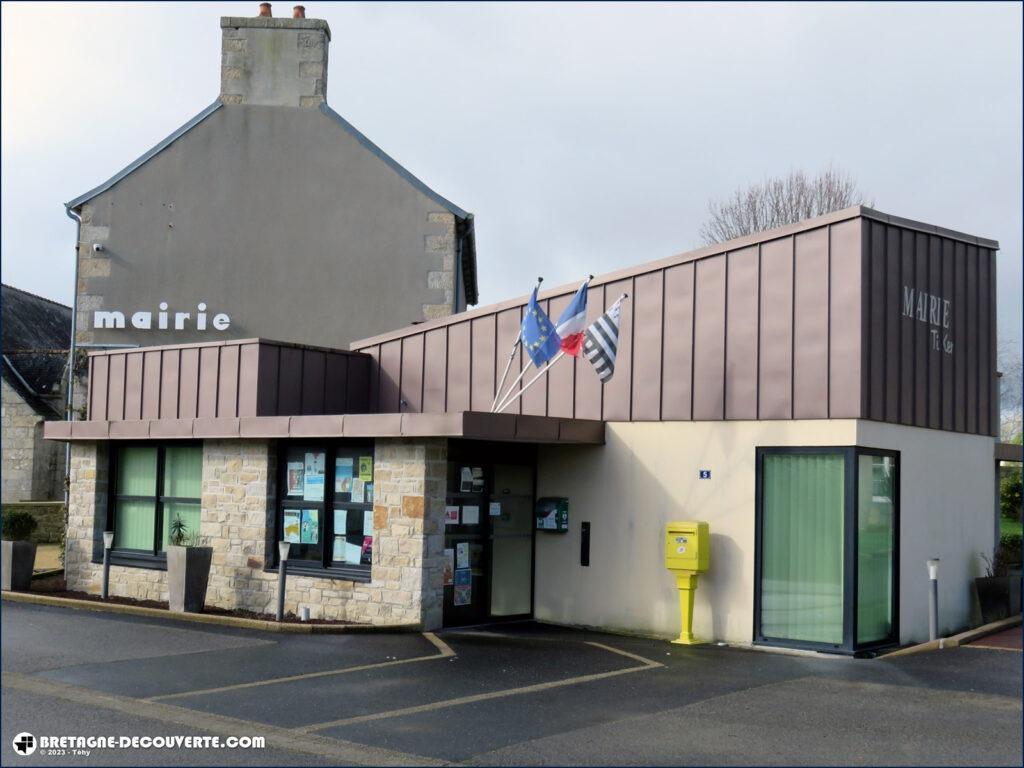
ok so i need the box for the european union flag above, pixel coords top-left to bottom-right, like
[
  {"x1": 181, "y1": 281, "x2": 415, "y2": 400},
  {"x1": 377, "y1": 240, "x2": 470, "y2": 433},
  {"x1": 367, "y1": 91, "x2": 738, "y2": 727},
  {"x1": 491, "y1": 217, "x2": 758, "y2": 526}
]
[{"x1": 521, "y1": 287, "x2": 562, "y2": 368}]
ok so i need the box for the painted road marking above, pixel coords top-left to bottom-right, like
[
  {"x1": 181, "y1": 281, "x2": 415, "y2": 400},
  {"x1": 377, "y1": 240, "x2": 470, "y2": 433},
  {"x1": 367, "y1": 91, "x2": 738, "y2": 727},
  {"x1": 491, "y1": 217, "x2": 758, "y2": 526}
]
[
  {"x1": 145, "y1": 632, "x2": 455, "y2": 702},
  {"x1": 296, "y1": 640, "x2": 664, "y2": 734},
  {"x1": 1, "y1": 672, "x2": 446, "y2": 767}
]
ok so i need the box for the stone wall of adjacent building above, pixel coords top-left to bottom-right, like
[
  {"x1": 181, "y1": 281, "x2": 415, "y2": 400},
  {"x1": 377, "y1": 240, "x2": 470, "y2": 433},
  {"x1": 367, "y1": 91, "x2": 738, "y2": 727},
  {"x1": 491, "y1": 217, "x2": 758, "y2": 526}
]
[
  {"x1": 0, "y1": 502, "x2": 65, "y2": 543},
  {"x1": 423, "y1": 212, "x2": 458, "y2": 319},
  {"x1": 63, "y1": 438, "x2": 448, "y2": 628},
  {"x1": 2, "y1": 378, "x2": 66, "y2": 502}
]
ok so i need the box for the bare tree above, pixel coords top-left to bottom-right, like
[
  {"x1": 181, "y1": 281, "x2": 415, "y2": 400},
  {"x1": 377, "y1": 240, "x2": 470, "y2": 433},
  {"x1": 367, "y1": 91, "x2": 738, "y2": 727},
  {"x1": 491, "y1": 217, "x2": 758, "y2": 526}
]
[
  {"x1": 999, "y1": 340, "x2": 1023, "y2": 441},
  {"x1": 699, "y1": 167, "x2": 872, "y2": 245}
]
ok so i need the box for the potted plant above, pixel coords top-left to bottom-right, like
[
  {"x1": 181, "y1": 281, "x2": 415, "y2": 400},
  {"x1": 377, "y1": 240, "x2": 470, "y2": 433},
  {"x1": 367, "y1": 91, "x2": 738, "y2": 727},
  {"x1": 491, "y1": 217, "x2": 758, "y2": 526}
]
[
  {"x1": 1, "y1": 510, "x2": 39, "y2": 591},
  {"x1": 976, "y1": 543, "x2": 1023, "y2": 624},
  {"x1": 166, "y1": 516, "x2": 212, "y2": 613}
]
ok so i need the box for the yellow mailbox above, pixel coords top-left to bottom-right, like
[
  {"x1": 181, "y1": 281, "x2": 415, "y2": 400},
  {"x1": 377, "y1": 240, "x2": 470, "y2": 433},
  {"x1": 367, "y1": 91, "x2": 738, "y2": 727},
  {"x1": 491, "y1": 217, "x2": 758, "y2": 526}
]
[{"x1": 664, "y1": 521, "x2": 710, "y2": 645}]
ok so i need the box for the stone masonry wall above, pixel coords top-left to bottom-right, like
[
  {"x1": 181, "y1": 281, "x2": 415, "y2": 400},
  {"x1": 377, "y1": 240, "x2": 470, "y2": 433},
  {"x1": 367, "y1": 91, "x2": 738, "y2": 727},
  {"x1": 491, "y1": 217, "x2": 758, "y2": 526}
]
[
  {"x1": 2, "y1": 379, "x2": 65, "y2": 502},
  {"x1": 64, "y1": 438, "x2": 448, "y2": 628},
  {"x1": 423, "y1": 212, "x2": 457, "y2": 320}
]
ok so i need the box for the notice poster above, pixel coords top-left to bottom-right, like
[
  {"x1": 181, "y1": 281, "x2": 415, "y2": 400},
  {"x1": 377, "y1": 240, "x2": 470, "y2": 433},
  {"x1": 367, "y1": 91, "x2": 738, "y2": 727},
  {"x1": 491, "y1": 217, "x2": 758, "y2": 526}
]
[
  {"x1": 456, "y1": 542, "x2": 470, "y2": 569},
  {"x1": 366, "y1": 483, "x2": 374, "y2": 504},
  {"x1": 453, "y1": 568, "x2": 471, "y2": 606},
  {"x1": 358, "y1": 456, "x2": 374, "y2": 482},
  {"x1": 460, "y1": 467, "x2": 474, "y2": 492},
  {"x1": 300, "y1": 509, "x2": 319, "y2": 544},
  {"x1": 360, "y1": 536, "x2": 373, "y2": 565},
  {"x1": 363, "y1": 509, "x2": 374, "y2": 535},
  {"x1": 351, "y1": 478, "x2": 365, "y2": 503},
  {"x1": 283, "y1": 510, "x2": 301, "y2": 543},
  {"x1": 303, "y1": 452, "x2": 325, "y2": 502},
  {"x1": 461, "y1": 505, "x2": 480, "y2": 525},
  {"x1": 332, "y1": 537, "x2": 345, "y2": 562},
  {"x1": 444, "y1": 505, "x2": 460, "y2": 526},
  {"x1": 287, "y1": 462, "x2": 304, "y2": 496},
  {"x1": 334, "y1": 457, "x2": 354, "y2": 494},
  {"x1": 443, "y1": 549, "x2": 455, "y2": 585},
  {"x1": 489, "y1": 502, "x2": 502, "y2": 517},
  {"x1": 471, "y1": 467, "x2": 484, "y2": 493}
]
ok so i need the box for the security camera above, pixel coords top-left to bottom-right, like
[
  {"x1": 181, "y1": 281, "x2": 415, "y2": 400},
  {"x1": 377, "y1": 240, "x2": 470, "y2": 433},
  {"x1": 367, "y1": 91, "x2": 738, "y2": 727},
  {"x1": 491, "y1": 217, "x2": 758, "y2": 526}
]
[{"x1": 92, "y1": 243, "x2": 105, "y2": 253}]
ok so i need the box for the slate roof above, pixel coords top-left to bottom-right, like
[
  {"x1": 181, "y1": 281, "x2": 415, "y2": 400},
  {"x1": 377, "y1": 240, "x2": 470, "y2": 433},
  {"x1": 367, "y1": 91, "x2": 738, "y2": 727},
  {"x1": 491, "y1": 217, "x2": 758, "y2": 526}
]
[{"x1": 1, "y1": 284, "x2": 71, "y2": 418}]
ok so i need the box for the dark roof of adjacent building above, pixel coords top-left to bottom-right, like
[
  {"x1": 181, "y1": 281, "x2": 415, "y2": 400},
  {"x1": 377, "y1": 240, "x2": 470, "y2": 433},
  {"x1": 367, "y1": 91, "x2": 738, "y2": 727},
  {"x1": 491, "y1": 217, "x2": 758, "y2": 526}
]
[
  {"x1": 1, "y1": 284, "x2": 71, "y2": 418},
  {"x1": 65, "y1": 100, "x2": 479, "y2": 305}
]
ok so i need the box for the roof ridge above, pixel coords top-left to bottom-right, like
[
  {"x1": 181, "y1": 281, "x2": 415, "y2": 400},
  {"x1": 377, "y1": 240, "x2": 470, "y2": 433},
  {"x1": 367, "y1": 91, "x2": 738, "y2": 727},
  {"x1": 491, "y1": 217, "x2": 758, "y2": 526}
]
[{"x1": 1, "y1": 283, "x2": 72, "y2": 312}]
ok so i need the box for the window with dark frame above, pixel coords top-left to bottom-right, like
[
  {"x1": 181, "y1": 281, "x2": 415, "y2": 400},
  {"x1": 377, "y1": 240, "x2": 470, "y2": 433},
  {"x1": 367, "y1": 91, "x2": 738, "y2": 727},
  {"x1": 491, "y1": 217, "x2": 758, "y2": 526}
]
[
  {"x1": 109, "y1": 443, "x2": 203, "y2": 558},
  {"x1": 277, "y1": 443, "x2": 375, "y2": 581}
]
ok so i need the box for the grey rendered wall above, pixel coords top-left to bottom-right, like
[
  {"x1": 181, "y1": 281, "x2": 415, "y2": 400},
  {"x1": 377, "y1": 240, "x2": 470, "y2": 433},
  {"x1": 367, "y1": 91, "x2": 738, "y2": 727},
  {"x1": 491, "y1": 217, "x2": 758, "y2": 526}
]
[{"x1": 75, "y1": 104, "x2": 457, "y2": 350}]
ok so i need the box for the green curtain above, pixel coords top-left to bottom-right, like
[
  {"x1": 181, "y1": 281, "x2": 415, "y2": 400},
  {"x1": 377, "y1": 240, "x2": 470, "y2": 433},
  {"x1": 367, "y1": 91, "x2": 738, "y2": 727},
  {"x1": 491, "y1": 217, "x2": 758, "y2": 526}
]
[
  {"x1": 857, "y1": 455, "x2": 895, "y2": 644},
  {"x1": 761, "y1": 453, "x2": 845, "y2": 644},
  {"x1": 114, "y1": 500, "x2": 155, "y2": 550},
  {"x1": 116, "y1": 446, "x2": 157, "y2": 496},
  {"x1": 163, "y1": 446, "x2": 202, "y2": 498}
]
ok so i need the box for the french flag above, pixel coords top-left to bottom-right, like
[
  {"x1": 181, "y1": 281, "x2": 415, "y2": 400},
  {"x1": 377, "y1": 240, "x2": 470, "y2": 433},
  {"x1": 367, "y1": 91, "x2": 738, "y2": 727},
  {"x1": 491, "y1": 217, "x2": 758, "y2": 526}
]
[{"x1": 555, "y1": 279, "x2": 590, "y2": 357}]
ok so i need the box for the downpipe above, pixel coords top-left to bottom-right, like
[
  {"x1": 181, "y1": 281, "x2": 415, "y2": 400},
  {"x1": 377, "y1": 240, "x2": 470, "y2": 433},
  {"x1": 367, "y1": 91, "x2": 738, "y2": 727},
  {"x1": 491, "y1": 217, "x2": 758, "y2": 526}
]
[{"x1": 63, "y1": 206, "x2": 82, "y2": 512}]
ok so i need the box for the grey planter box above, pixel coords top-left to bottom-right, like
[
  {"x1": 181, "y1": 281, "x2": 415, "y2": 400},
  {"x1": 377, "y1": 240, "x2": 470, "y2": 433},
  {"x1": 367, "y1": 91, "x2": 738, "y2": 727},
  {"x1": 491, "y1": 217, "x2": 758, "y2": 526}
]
[
  {"x1": 167, "y1": 545, "x2": 213, "y2": 613},
  {"x1": 975, "y1": 575, "x2": 1023, "y2": 624},
  {"x1": 1, "y1": 541, "x2": 37, "y2": 591}
]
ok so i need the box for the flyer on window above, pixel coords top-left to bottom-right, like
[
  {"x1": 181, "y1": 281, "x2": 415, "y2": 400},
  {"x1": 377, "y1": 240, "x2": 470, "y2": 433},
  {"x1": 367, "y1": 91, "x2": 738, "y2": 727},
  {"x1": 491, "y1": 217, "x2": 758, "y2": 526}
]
[
  {"x1": 453, "y1": 584, "x2": 471, "y2": 606},
  {"x1": 444, "y1": 505, "x2": 459, "y2": 525},
  {"x1": 443, "y1": 548, "x2": 455, "y2": 585},
  {"x1": 461, "y1": 505, "x2": 480, "y2": 525},
  {"x1": 283, "y1": 510, "x2": 301, "y2": 543},
  {"x1": 456, "y1": 541, "x2": 470, "y2": 569},
  {"x1": 286, "y1": 462, "x2": 304, "y2": 496},
  {"x1": 358, "y1": 456, "x2": 373, "y2": 482},
  {"x1": 334, "y1": 457, "x2": 354, "y2": 493},
  {"x1": 300, "y1": 509, "x2": 319, "y2": 544},
  {"x1": 471, "y1": 467, "x2": 484, "y2": 492},
  {"x1": 363, "y1": 509, "x2": 374, "y2": 535},
  {"x1": 303, "y1": 452, "x2": 325, "y2": 501},
  {"x1": 351, "y1": 477, "x2": 365, "y2": 503},
  {"x1": 360, "y1": 535, "x2": 373, "y2": 564},
  {"x1": 460, "y1": 467, "x2": 474, "y2": 492}
]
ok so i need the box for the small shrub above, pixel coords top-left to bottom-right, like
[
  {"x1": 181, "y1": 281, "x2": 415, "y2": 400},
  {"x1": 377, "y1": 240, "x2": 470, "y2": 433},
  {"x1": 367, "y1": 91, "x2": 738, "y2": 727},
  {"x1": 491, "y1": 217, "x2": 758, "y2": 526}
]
[
  {"x1": 999, "y1": 533, "x2": 1023, "y2": 568},
  {"x1": 1001, "y1": 468, "x2": 1022, "y2": 522},
  {"x1": 1, "y1": 511, "x2": 38, "y2": 542}
]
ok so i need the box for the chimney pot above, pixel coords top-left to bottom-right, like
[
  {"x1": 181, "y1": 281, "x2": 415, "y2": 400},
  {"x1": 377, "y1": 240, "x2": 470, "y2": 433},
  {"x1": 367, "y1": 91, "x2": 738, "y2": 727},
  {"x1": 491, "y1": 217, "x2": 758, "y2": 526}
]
[
  {"x1": 258, "y1": 3, "x2": 272, "y2": 17},
  {"x1": 293, "y1": 5, "x2": 305, "y2": 18}
]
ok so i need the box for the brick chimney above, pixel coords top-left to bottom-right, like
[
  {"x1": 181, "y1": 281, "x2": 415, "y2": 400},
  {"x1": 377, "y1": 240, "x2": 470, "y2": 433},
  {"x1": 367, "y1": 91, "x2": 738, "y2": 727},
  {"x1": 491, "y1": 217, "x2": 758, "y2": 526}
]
[{"x1": 220, "y1": 6, "x2": 331, "y2": 108}]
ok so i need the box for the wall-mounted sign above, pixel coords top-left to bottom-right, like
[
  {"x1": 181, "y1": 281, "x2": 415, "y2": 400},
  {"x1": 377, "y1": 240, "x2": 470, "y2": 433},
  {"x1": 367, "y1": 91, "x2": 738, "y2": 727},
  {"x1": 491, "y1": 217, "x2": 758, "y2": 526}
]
[
  {"x1": 535, "y1": 497, "x2": 569, "y2": 532},
  {"x1": 699, "y1": 470, "x2": 711, "y2": 480},
  {"x1": 902, "y1": 286, "x2": 953, "y2": 355},
  {"x1": 93, "y1": 301, "x2": 230, "y2": 332}
]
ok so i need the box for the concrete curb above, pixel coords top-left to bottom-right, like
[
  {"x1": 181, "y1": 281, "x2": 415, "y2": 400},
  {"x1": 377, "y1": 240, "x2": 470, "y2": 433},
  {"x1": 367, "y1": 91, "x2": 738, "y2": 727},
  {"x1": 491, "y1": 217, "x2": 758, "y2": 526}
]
[
  {"x1": 30, "y1": 568, "x2": 64, "y2": 581},
  {"x1": 883, "y1": 614, "x2": 1022, "y2": 657},
  {"x1": 0, "y1": 591, "x2": 422, "y2": 635}
]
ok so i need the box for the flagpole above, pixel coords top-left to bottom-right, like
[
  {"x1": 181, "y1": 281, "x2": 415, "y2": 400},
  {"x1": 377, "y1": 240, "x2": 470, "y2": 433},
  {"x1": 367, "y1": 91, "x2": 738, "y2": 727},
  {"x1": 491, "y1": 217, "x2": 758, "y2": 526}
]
[
  {"x1": 491, "y1": 359, "x2": 534, "y2": 412},
  {"x1": 495, "y1": 351, "x2": 565, "y2": 414},
  {"x1": 491, "y1": 276, "x2": 542, "y2": 411}
]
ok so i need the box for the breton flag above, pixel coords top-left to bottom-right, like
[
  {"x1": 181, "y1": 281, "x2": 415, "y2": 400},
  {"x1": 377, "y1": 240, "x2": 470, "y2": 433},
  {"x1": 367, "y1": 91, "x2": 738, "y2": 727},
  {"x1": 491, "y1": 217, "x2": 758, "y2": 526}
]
[
  {"x1": 554, "y1": 279, "x2": 590, "y2": 356},
  {"x1": 583, "y1": 298, "x2": 623, "y2": 383}
]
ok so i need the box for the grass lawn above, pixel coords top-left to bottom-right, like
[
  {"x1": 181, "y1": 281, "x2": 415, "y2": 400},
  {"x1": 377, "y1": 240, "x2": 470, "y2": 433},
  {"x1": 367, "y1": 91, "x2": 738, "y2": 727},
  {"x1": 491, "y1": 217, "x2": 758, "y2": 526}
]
[{"x1": 1000, "y1": 517, "x2": 1022, "y2": 537}]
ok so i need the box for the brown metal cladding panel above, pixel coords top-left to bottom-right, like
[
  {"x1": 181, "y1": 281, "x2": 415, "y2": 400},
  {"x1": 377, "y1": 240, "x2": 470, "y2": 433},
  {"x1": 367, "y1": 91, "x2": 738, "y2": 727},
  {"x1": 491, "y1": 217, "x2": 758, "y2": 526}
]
[
  {"x1": 632, "y1": 272, "x2": 664, "y2": 421},
  {"x1": 447, "y1": 323, "x2": 471, "y2": 413},
  {"x1": 546, "y1": 293, "x2": 574, "y2": 418},
  {"x1": 300, "y1": 349, "x2": 326, "y2": 416},
  {"x1": 899, "y1": 230, "x2": 916, "y2": 425},
  {"x1": 90, "y1": 355, "x2": 109, "y2": 421},
  {"x1": 399, "y1": 336, "x2": 424, "y2": 413},
  {"x1": 977, "y1": 248, "x2": 990, "y2": 435},
  {"x1": 965, "y1": 245, "x2": 978, "y2": 433},
  {"x1": 867, "y1": 223, "x2": 887, "y2": 421},
  {"x1": 159, "y1": 350, "x2": 180, "y2": 419},
  {"x1": 141, "y1": 351, "x2": 162, "y2": 420},
  {"x1": 601, "y1": 280, "x2": 633, "y2": 421},
  {"x1": 422, "y1": 330, "x2": 447, "y2": 413},
  {"x1": 757, "y1": 238, "x2": 793, "y2": 419},
  {"x1": 347, "y1": 355, "x2": 370, "y2": 413},
  {"x1": 573, "y1": 286, "x2": 603, "y2": 420},
  {"x1": 107, "y1": 354, "x2": 126, "y2": 421},
  {"x1": 495, "y1": 307, "x2": 523, "y2": 416},
  {"x1": 324, "y1": 354, "x2": 349, "y2": 414},
  {"x1": 378, "y1": 342, "x2": 401, "y2": 414},
  {"x1": 884, "y1": 226, "x2": 902, "y2": 423},
  {"x1": 662, "y1": 265, "x2": 694, "y2": 421},
  {"x1": 928, "y1": 236, "x2": 942, "y2": 429},
  {"x1": 792, "y1": 228, "x2": 829, "y2": 418},
  {"x1": 471, "y1": 315, "x2": 497, "y2": 413},
  {"x1": 913, "y1": 233, "x2": 929, "y2": 427},
  {"x1": 124, "y1": 353, "x2": 143, "y2": 420},
  {"x1": 217, "y1": 344, "x2": 240, "y2": 418},
  {"x1": 953, "y1": 243, "x2": 967, "y2": 432},
  {"x1": 365, "y1": 346, "x2": 380, "y2": 413},
  {"x1": 830, "y1": 220, "x2": 863, "y2": 420},
  {"x1": 725, "y1": 248, "x2": 758, "y2": 420},
  {"x1": 692, "y1": 259, "x2": 726, "y2": 421},
  {"x1": 989, "y1": 249, "x2": 999, "y2": 436},
  {"x1": 196, "y1": 346, "x2": 219, "y2": 418},
  {"x1": 940, "y1": 240, "x2": 955, "y2": 430},
  {"x1": 522, "y1": 299, "x2": 550, "y2": 417},
  {"x1": 255, "y1": 344, "x2": 279, "y2": 417},
  {"x1": 277, "y1": 346, "x2": 303, "y2": 416},
  {"x1": 237, "y1": 343, "x2": 260, "y2": 417}
]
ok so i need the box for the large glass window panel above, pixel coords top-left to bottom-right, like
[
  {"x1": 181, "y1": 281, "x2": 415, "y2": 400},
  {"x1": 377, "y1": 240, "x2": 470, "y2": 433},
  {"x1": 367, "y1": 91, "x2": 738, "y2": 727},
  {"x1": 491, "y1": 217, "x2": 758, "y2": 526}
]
[
  {"x1": 163, "y1": 446, "x2": 202, "y2": 498},
  {"x1": 857, "y1": 455, "x2": 896, "y2": 644},
  {"x1": 114, "y1": 499, "x2": 155, "y2": 550},
  {"x1": 161, "y1": 501, "x2": 202, "y2": 550},
  {"x1": 761, "y1": 453, "x2": 845, "y2": 645},
  {"x1": 116, "y1": 446, "x2": 157, "y2": 496}
]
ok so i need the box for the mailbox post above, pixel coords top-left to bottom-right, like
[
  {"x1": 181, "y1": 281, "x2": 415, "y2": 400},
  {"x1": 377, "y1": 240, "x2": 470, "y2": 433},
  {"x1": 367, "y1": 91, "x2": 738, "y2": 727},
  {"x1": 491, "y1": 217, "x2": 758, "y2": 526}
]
[{"x1": 664, "y1": 521, "x2": 710, "y2": 645}]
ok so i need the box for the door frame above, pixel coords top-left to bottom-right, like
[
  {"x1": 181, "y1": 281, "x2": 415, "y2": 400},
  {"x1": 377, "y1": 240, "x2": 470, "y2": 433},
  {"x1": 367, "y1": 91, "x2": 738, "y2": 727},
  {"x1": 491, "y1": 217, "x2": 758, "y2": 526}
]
[{"x1": 753, "y1": 445, "x2": 900, "y2": 654}]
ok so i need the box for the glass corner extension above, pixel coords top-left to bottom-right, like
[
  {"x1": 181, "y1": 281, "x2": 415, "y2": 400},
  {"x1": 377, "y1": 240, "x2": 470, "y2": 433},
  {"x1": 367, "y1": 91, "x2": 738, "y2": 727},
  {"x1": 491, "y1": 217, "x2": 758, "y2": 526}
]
[
  {"x1": 760, "y1": 452, "x2": 846, "y2": 646},
  {"x1": 857, "y1": 454, "x2": 896, "y2": 645}
]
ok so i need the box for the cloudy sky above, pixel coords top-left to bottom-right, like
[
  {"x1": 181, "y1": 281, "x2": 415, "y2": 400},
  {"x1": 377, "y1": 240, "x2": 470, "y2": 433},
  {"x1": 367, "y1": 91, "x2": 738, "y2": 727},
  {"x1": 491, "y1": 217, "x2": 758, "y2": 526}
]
[{"x1": 2, "y1": 1, "x2": 1021, "y2": 348}]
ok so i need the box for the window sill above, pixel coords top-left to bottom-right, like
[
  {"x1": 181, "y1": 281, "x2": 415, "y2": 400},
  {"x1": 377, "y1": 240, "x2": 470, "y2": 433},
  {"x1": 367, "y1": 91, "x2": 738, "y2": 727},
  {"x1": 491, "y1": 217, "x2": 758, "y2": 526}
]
[
  {"x1": 91, "y1": 551, "x2": 167, "y2": 571},
  {"x1": 265, "y1": 562, "x2": 372, "y2": 584}
]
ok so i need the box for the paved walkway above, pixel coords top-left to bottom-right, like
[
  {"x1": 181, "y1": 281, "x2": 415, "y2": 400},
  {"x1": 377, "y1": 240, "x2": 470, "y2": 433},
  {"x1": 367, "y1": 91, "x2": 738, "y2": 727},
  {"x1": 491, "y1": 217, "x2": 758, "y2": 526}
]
[
  {"x1": 2, "y1": 603, "x2": 1021, "y2": 766},
  {"x1": 967, "y1": 624, "x2": 1023, "y2": 651}
]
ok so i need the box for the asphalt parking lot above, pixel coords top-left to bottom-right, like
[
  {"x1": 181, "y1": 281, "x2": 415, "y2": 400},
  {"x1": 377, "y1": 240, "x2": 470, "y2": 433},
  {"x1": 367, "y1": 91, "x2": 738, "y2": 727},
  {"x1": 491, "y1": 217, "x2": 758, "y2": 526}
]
[{"x1": 2, "y1": 602, "x2": 1021, "y2": 766}]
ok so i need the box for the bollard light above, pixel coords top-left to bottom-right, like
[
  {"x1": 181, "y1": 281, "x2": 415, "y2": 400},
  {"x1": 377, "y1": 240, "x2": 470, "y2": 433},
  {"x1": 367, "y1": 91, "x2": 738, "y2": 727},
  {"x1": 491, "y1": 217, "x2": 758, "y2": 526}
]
[
  {"x1": 927, "y1": 558, "x2": 940, "y2": 581},
  {"x1": 101, "y1": 531, "x2": 115, "y2": 600},
  {"x1": 927, "y1": 558, "x2": 940, "y2": 641},
  {"x1": 276, "y1": 541, "x2": 290, "y2": 622}
]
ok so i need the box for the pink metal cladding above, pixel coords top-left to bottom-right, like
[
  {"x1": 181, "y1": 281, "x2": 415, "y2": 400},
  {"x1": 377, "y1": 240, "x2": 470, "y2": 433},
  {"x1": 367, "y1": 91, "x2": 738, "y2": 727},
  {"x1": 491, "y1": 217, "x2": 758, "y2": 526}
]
[{"x1": 352, "y1": 208, "x2": 999, "y2": 436}]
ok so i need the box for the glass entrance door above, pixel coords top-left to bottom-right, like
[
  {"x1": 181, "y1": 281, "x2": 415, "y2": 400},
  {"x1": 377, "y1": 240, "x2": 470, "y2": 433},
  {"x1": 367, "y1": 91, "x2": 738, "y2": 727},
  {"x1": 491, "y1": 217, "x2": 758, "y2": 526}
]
[{"x1": 489, "y1": 464, "x2": 534, "y2": 617}]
